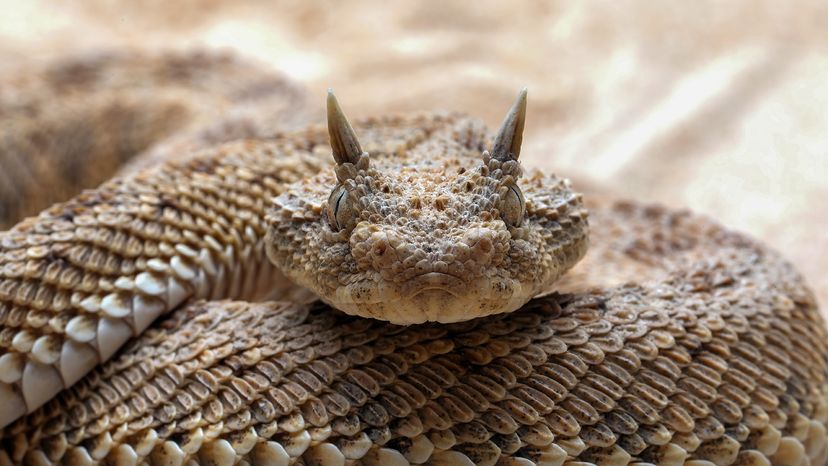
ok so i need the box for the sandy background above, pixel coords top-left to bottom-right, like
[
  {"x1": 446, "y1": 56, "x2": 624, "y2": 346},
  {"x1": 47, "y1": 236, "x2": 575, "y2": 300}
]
[{"x1": 0, "y1": 1, "x2": 825, "y2": 306}]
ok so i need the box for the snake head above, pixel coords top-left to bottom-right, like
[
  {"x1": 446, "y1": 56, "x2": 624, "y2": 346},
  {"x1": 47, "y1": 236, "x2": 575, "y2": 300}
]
[{"x1": 266, "y1": 89, "x2": 589, "y2": 324}]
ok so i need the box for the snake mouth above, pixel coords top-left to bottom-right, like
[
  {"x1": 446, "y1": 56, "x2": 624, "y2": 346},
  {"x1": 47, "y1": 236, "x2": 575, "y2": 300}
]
[
  {"x1": 400, "y1": 272, "x2": 467, "y2": 298},
  {"x1": 324, "y1": 273, "x2": 534, "y2": 324}
]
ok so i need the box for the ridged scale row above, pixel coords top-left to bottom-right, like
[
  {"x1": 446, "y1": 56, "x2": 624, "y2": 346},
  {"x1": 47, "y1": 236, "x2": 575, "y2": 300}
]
[{"x1": 0, "y1": 138, "x2": 324, "y2": 424}]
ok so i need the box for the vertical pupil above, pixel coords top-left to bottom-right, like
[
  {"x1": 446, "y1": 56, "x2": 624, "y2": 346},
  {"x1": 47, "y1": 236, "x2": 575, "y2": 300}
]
[
  {"x1": 333, "y1": 190, "x2": 347, "y2": 229},
  {"x1": 508, "y1": 185, "x2": 523, "y2": 226},
  {"x1": 335, "y1": 190, "x2": 347, "y2": 214}
]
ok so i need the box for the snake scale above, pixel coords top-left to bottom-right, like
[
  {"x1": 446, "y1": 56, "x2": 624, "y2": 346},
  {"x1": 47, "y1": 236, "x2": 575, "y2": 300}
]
[{"x1": 0, "y1": 50, "x2": 826, "y2": 466}]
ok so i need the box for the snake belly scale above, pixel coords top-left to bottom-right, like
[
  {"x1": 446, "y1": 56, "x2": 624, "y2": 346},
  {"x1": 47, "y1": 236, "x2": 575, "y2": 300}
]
[{"x1": 0, "y1": 51, "x2": 826, "y2": 466}]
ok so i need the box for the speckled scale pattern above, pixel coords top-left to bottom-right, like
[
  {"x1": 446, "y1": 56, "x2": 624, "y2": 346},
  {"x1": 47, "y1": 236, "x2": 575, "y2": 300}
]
[
  {"x1": 3, "y1": 202, "x2": 827, "y2": 466},
  {"x1": 0, "y1": 49, "x2": 314, "y2": 229}
]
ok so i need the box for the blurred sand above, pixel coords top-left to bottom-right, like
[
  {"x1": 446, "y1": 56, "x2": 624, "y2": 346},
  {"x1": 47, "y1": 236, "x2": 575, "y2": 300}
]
[{"x1": 0, "y1": 1, "x2": 826, "y2": 306}]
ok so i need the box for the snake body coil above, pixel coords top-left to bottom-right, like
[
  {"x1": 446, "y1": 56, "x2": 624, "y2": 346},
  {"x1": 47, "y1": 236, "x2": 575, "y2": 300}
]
[{"x1": 0, "y1": 51, "x2": 826, "y2": 466}]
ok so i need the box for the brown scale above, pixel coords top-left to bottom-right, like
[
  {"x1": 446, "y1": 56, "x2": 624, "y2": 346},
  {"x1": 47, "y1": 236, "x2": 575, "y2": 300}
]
[{"x1": 1, "y1": 202, "x2": 826, "y2": 466}]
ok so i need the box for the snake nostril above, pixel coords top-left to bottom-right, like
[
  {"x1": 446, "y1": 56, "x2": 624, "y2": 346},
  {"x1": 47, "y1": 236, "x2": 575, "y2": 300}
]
[
  {"x1": 370, "y1": 237, "x2": 401, "y2": 270},
  {"x1": 374, "y1": 241, "x2": 386, "y2": 253}
]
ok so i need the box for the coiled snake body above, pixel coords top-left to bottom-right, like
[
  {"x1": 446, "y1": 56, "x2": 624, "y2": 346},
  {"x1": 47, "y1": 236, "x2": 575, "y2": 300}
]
[{"x1": 0, "y1": 51, "x2": 826, "y2": 466}]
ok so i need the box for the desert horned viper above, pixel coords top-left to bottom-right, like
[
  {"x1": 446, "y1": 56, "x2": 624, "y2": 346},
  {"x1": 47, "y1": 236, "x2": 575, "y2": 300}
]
[{"x1": 0, "y1": 50, "x2": 826, "y2": 466}]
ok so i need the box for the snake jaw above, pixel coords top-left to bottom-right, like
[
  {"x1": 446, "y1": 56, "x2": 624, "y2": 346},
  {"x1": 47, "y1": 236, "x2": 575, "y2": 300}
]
[
  {"x1": 400, "y1": 272, "x2": 467, "y2": 298},
  {"x1": 320, "y1": 274, "x2": 530, "y2": 324}
]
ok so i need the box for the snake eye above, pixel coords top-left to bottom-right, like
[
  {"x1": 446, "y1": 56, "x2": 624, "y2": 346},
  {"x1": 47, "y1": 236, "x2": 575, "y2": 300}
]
[
  {"x1": 500, "y1": 184, "x2": 525, "y2": 227},
  {"x1": 327, "y1": 185, "x2": 358, "y2": 232}
]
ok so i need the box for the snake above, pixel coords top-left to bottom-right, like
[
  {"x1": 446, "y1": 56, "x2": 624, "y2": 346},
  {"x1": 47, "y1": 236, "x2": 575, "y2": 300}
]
[{"x1": 0, "y1": 50, "x2": 826, "y2": 466}]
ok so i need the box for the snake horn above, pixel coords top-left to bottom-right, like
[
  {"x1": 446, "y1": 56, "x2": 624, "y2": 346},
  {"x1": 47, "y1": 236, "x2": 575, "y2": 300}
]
[
  {"x1": 327, "y1": 89, "x2": 365, "y2": 165},
  {"x1": 491, "y1": 87, "x2": 527, "y2": 161}
]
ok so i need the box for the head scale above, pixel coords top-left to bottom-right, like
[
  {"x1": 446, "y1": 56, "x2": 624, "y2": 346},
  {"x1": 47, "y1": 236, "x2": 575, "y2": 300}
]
[{"x1": 266, "y1": 89, "x2": 589, "y2": 324}]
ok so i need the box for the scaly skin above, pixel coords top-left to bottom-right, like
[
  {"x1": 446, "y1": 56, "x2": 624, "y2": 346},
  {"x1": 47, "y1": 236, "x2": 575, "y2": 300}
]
[
  {"x1": 0, "y1": 52, "x2": 827, "y2": 466},
  {"x1": 3, "y1": 201, "x2": 827, "y2": 466}
]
